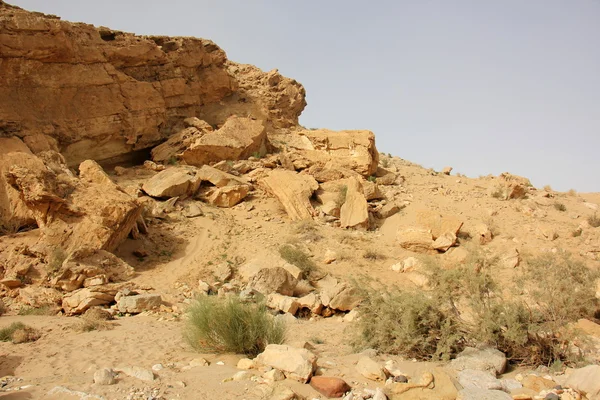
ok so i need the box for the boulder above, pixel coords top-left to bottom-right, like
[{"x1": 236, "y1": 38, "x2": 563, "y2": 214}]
[
  {"x1": 319, "y1": 279, "x2": 361, "y2": 311},
  {"x1": 197, "y1": 164, "x2": 249, "y2": 188},
  {"x1": 62, "y1": 286, "x2": 119, "y2": 315},
  {"x1": 115, "y1": 366, "x2": 155, "y2": 382},
  {"x1": 362, "y1": 180, "x2": 383, "y2": 200},
  {"x1": 376, "y1": 203, "x2": 401, "y2": 219},
  {"x1": 267, "y1": 293, "x2": 300, "y2": 315},
  {"x1": 432, "y1": 232, "x2": 457, "y2": 252},
  {"x1": 93, "y1": 368, "x2": 116, "y2": 385},
  {"x1": 520, "y1": 375, "x2": 555, "y2": 392},
  {"x1": 356, "y1": 356, "x2": 387, "y2": 381},
  {"x1": 415, "y1": 210, "x2": 463, "y2": 240},
  {"x1": 457, "y1": 369, "x2": 503, "y2": 390},
  {"x1": 340, "y1": 177, "x2": 369, "y2": 230},
  {"x1": 117, "y1": 293, "x2": 162, "y2": 314},
  {"x1": 141, "y1": 166, "x2": 201, "y2": 198},
  {"x1": 563, "y1": 365, "x2": 600, "y2": 399},
  {"x1": 397, "y1": 228, "x2": 433, "y2": 253},
  {"x1": 247, "y1": 267, "x2": 298, "y2": 296},
  {"x1": 297, "y1": 293, "x2": 324, "y2": 314},
  {"x1": 442, "y1": 167, "x2": 453, "y2": 175},
  {"x1": 450, "y1": 347, "x2": 507, "y2": 376},
  {"x1": 259, "y1": 170, "x2": 319, "y2": 221},
  {"x1": 310, "y1": 376, "x2": 350, "y2": 398},
  {"x1": 255, "y1": 344, "x2": 317, "y2": 383},
  {"x1": 499, "y1": 248, "x2": 520, "y2": 268},
  {"x1": 207, "y1": 185, "x2": 250, "y2": 207}
]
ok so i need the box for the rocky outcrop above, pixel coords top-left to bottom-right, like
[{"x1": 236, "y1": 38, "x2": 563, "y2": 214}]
[
  {"x1": 259, "y1": 170, "x2": 319, "y2": 221},
  {"x1": 0, "y1": 2, "x2": 305, "y2": 166},
  {"x1": 142, "y1": 166, "x2": 202, "y2": 198}
]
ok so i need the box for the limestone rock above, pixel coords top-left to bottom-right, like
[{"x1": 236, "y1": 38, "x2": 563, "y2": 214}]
[
  {"x1": 563, "y1": 365, "x2": 600, "y2": 399},
  {"x1": 116, "y1": 366, "x2": 155, "y2": 382},
  {"x1": 297, "y1": 293, "x2": 324, "y2": 314},
  {"x1": 93, "y1": 368, "x2": 116, "y2": 385},
  {"x1": 362, "y1": 180, "x2": 383, "y2": 201},
  {"x1": 356, "y1": 356, "x2": 387, "y2": 381},
  {"x1": 320, "y1": 280, "x2": 361, "y2": 311},
  {"x1": 247, "y1": 267, "x2": 298, "y2": 296},
  {"x1": 142, "y1": 167, "x2": 201, "y2": 198},
  {"x1": 197, "y1": 164, "x2": 249, "y2": 188},
  {"x1": 397, "y1": 228, "x2": 433, "y2": 253},
  {"x1": 376, "y1": 203, "x2": 401, "y2": 219},
  {"x1": 310, "y1": 376, "x2": 351, "y2": 398},
  {"x1": 117, "y1": 293, "x2": 162, "y2": 314},
  {"x1": 457, "y1": 369, "x2": 503, "y2": 390},
  {"x1": 432, "y1": 232, "x2": 457, "y2": 252},
  {"x1": 450, "y1": 347, "x2": 507, "y2": 376},
  {"x1": 255, "y1": 344, "x2": 317, "y2": 383},
  {"x1": 237, "y1": 358, "x2": 255, "y2": 370},
  {"x1": 416, "y1": 210, "x2": 463, "y2": 240},
  {"x1": 340, "y1": 177, "x2": 369, "y2": 230},
  {"x1": 238, "y1": 254, "x2": 303, "y2": 281},
  {"x1": 62, "y1": 286, "x2": 119, "y2": 315},
  {"x1": 267, "y1": 293, "x2": 300, "y2": 315},
  {"x1": 207, "y1": 185, "x2": 250, "y2": 207},
  {"x1": 260, "y1": 170, "x2": 319, "y2": 221}
]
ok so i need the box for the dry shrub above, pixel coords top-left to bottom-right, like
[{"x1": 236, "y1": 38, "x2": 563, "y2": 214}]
[
  {"x1": 77, "y1": 308, "x2": 113, "y2": 332},
  {"x1": 363, "y1": 250, "x2": 386, "y2": 261},
  {"x1": 588, "y1": 213, "x2": 600, "y2": 228},
  {"x1": 0, "y1": 322, "x2": 40, "y2": 344},
  {"x1": 354, "y1": 250, "x2": 599, "y2": 366},
  {"x1": 279, "y1": 244, "x2": 317, "y2": 278},
  {"x1": 184, "y1": 296, "x2": 285, "y2": 356},
  {"x1": 553, "y1": 203, "x2": 567, "y2": 212},
  {"x1": 292, "y1": 221, "x2": 323, "y2": 242},
  {"x1": 18, "y1": 304, "x2": 56, "y2": 316}
]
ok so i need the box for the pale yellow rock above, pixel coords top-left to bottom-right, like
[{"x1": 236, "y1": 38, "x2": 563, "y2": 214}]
[
  {"x1": 259, "y1": 170, "x2": 319, "y2": 221},
  {"x1": 340, "y1": 177, "x2": 369, "y2": 230}
]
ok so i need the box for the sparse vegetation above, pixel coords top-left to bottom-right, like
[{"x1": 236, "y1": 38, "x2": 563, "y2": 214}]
[
  {"x1": 292, "y1": 220, "x2": 323, "y2": 242},
  {"x1": 251, "y1": 151, "x2": 263, "y2": 159},
  {"x1": 184, "y1": 296, "x2": 285, "y2": 356},
  {"x1": 362, "y1": 250, "x2": 386, "y2": 261},
  {"x1": 554, "y1": 203, "x2": 567, "y2": 212},
  {"x1": 48, "y1": 247, "x2": 67, "y2": 274},
  {"x1": 76, "y1": 308, "x2": 113, "y2": 332},
  {"x1": 367, "y1": 175, "x2": 377, "y2": 183},
  {"x1": 354, "y1": 251, "x2": 599, "y2": 366},
  {"x1": 167, "y1": 156, "x2": 178, "y2": 165},
  {"x1": 567, "y1": 189, "x2": 577, "y2": 197},
  {"x1": 380, "y1": 158, "x2": 389, "y2": 168},
  {"x1": 0, "y1": 322, "x2": 40, "y2": 344},
  {"x1": 336, "y1": 185, "x2": 348, "y2": 207},
  {"x1": 588, "y1": 213, "x2": 600, "y2": 228},
  {"x1": 18, "y1": 305, "x2": 55, "y2": 316},
  {"x1": 491, "y1": 187, "x2": 505, "y2": 200},
  {"x1": 279, "y1": 244, "x2": 317, "y2": 278},
  {"x1": 0, "y1": 219, "x2": 21, "y2": 236}
]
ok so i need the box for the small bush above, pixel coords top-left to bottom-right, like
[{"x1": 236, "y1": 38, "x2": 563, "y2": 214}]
[
  {"x1": 292, "y1": 221, "x2": 323, "y2": 242},
  {"x1": 363, "y1": 250, "x2": 386, "y2": 261},
  {"x1": 567, "y1": 189, "x2": 577, "y2": 197},
  {"x1": 588, "y1": 213, "x2": 600, "y2": 228},
  {"x1": 48, "y1": 247, "x2": 67, "y2": 274},
  {"x1": 167, "y1": 156, "x2": 178, "y2": 165},
  {"x1": 380, "y1": 158, "x2": 389, "y2": 168},
  {"x1": 77, "y1": 308, "x2": 113, "y2": 332},
  {"x1": 184, "y1": 296, "x2": 285, "y2": 356},
  {"x1": 18, "y1": 305, "x2": 55, "y2": 316},
  {"x1": 367, "y1": 175, "x2": 377, "y2": 183},
  {"x1": 279, "y1": 244, "x2": 317, "y2": 278},
  {"x1": 491, "y1": 187, "x2": 505, "y2": 200},
  {"x1": 0, "y1": 322, "x2": 40, "y2": 344},
  {"x1": 554, "y1": 203, "x2": 567, "y2": 212}
]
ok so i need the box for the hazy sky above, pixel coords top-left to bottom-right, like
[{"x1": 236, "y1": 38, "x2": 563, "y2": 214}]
[{"x1": 11, "y1": 1, "x2": 600, "y2": 192}]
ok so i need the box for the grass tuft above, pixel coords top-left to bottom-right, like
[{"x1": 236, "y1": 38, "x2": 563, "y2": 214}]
[
  {"x1": 279, "y1": 244, "x2": 317, "y2": 278},
  {"x1": 588, "y1": 213, "x2": 600, "y2": 228},
  {"x1": 0, "y1": 322, "x2": 40, "y2": 344}
]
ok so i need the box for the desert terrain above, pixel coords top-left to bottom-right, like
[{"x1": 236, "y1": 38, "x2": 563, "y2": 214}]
[{"x1": 1, "y1": 2, "x2": 600, "y2": 399}]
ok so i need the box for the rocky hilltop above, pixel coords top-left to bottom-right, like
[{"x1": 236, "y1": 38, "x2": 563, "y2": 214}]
[{"x1": 1, "y1": 2, "x2": 600, "y2": 400}]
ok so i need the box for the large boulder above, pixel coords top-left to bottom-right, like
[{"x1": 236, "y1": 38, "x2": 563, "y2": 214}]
[
  {"x1": 247, "y1": 267, "x2": 298, "y2": 296},
  {"x1": 415, "y1": 210, "x2": 463, "y2": 240},
  {"x1": 62, "y1": 285, "x2": 119, "y2": 315},
  {"x1": 117, "y1": 293, "x2": 162, "y2": 314},
  {"x1": 259, "y1": 170, "x2": 319, "y2": 221},
  {"x1": 207, "y1": 185, "x2": 250, "y2": 207},
  {"x1": 450, "y1": 347, "x2": 507, "y2": 376},
  {"x1": 319, "y1": 277, "x2": 361, "y2": 311},
  {"x1": 397, "y1": 228, "x2": 433, "y2": 253},
  {"x1": 141, "y1": 166, "x2": 202, "y2": 198},
  {"x1": 310, "y1": 376, "x2": 350, "y2": 398},
  {"x1": 340, "y1": 177, "x2": 369, "y2": 230},
  {"x1": 255, "y1": 344, "x2": 317, "y2": 383}
]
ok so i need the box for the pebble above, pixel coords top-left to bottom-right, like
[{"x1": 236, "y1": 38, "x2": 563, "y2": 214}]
[{"x1": 151, "y1": 364, "x2": 164, "y2": 371}]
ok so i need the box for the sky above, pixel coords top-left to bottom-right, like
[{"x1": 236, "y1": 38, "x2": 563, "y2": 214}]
[{"x1": 11, "y1": 1, "x2": 600, "y2": 192}]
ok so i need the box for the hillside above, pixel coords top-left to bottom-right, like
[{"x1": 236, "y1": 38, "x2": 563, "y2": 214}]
[{"x1": 1, "y1": 2, "x2": 600, "y2": 400}]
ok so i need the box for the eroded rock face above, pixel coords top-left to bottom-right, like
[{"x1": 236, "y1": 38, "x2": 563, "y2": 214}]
[
  {"x1": 259, "y1": 170, "x2": 319, "y2": 221},
  {"x1": 0, "y1": 2, "x2": 305, "y2": 166}
]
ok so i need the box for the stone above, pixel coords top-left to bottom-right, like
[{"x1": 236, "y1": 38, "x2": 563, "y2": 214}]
[
  {"x1": 183, "y1": 202, "x2": 203, "y2": 218},
  {"x1": 450, "y1": 347, "x2": 507, "y2": 376},
  {"x1": 415, "y1": 210, "x2": 463, "y2": 240},
  {"x1": 255, "y1": 344, "x2": 317, "y2": 383},
  {"x1": 499, "y1": 248, "x2": 520, "y2": 268},
  {"x1": 399, "y1": 257, "x2": 423, "y2": 273},
  {"x1": 189, "y1": 358, "x2": 209, "y2": 367},
  {"x1": 376, "y1": 203, "x2": 401, "y2": 219},
  {"x1": 362, "y1": 180, "x2": 383, "y2": 201},
  {"x1": 247, "y1": 267, "x2": 298, "y2": 296},
  {"x1": 297, "y1": 293, "x2": 324, "y2": 314},
  {"x1": 239, "y1": 254, "x2": 303, "y2": 281},
  {"x1": 207, "y1": 185, "x2": 250, "y2": 207},
  {"x1": 321, "y1": 201, "x2": 341, "y2": 218},
  {"x1": 442, "y1": 167, "x2": 453, "y2": 175},
  {"x1": 1, "y1": 278, "x2": 21, "y2": 288},
  {"x1": 117, "y1": 294, "x2": 162, "y2": 314},
  {"x1": 432, "y1": 231, "x2": 457, "y2": 252},
  {"x1": 213, "y1": 263, "x2": 233, "y2": 282},
  {"x1": 320, "y1": 280, "x2": 362, "y2": 311},
  {"x1": 253, "y1": 384, "x2": 299, "y2": 400},
  {"x1": 323, "y1": 249, "x2": 337, "y2": 264},
  {"x1": 310, "y1": 376, "x2": 351, "y2": 398},
  {"x1": 457, "y1": 369, "x2": 503, "y2": 390},
  {"x1": 93, "y1": 368, "x2": 116, "y2": 385},
  {"x1": 142, "y1": 166, "x2": 201, "y2": 198},
  {"x1": 356, "y1": 356, "x2": 387, "y2": 381},
  {"x1": 456, "y1": 388, "x2": 512, "y2": 400},
  {"x1": 340, "y1": 177, "x2": 370, "y2": 230},
  {"x1": 263, "y1": 369, "x2": 285, "y2": 382},
  {"x1": 116, "y1": 366, "x2": 155, "y2": 382},
  {"x1": 232, "y1": 371, "x2": 253, "y2": 381},
  {"x1": 18, "y1": 287, "x2": 62, "y2": 308},
  {"x1": 197, "y1": 164, "x2": 249, "y2": 188},
  {"x1": 267, "y1": 293, "x2": 300, "y2": 315},
  {"x1": 237, "y1": 358, "x2": 255, "y2": 370},
  {"x1": 396, "y1": 228, "x2": 433, "y2": 253},
  {"x1": 62, "y1": 286, "x2": 118, "y2": 315},
  {"x1": 259, "y1": 170, "x2": 319, "y2": 221},
  {"x1": 500, "y1": 379, "x2": 522, "y2": 392},
  {"x1": 521, "y1": 375, "x2": 556, "y2": 392},
  {"x1": 476, "y1": 224, "x2": 494, "y2": 245}
]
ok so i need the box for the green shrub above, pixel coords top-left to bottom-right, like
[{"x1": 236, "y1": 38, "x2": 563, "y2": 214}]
[
  {"x1": 588, "y1": 213, "x2": 600, "y2": 228},
  {"x1": 184, "y1": 296, "x2": 285, "y2": 356},
  {"x1": 279, "y1": 244, "x2": 317, "y2": 278},
  {"x1": 367, "y1": 175, "x2": 377, "y2": 183}
]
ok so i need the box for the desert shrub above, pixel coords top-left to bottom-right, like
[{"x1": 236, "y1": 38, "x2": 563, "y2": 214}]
[
  {"x1": 588, "y1": 213, "x2": 600, "y2": 228},
  {"x1": 367, "y1": 175, "x2": 377, "y2": 183},
  {"x1": 48, "y1": 247, "x2": 67, "y2": 274},
  {"x1": 354, "y1": 251, "x2": 600, "y2": 365},
  {"x1": 279, "y1": 244, "x2": 317, "y2": 278},
  {"x1": 491, "y1": 187, "x2": 505, "y2": 200},
  {"x1": 184, "y1": 296, "x2": 285, "y2": 356},
  {"x1": 554, "y1": 203, "x2": 567, "y2": 212},
  {"x1": 567, "y1": 189, "x2": 577, "y2": 197},
  {"x1": 0, "y1": 322, "x2": 40, "y2": 344},
  {"x1": 18, "y1": 304, "x2": 55, "y2": 316},
  {"x1": 0, "y1": 220, "x2": 20, "y2": 236},
  {"x1": 380, "y1": 158, "x2": 389, "y2": 168},
  {"x1": 292, "y1": 221, "x2": 323, "y2": 242},
  {"x1": 362, "y1": 250, "x2": 386, "y2": 261},
  {"x1": 77, "y1": 308, "x2": 113, "y2": 332},
  {"x1": 336, "y1": 185, "x2": 348, "y2": 207}
]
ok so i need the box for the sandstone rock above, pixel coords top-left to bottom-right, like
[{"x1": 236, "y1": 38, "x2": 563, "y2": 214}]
[
  {"x1": 432, "y1": 232, "x2": 457, "y2": 252},
  {"x1": 142, "y1": 166, "x2": 201, "y2": 198},
  {"x1": 208, "y1": 185, "x2": 250, "y2": 207},
  {"x1": 260, "y1": 170, "x2": 319, "y2": 221},
  {"x1": 499, "y1": 248, "x2": 520, "y2": 268},
  {"x1": 457, "y1": 369, "x2": 503, "y2": 390},
  {"x1": 444, "y1": 247, "x2": 470, "y2": 267},
  {"x1": 320, "y1": 280, "x2": 361, "y2": 311},
  {"x1": 237, "y1": 358, "x2": 255, "y2": 370},
  {"x1": 116, "y1": 366, "x2": 155, "y2": 382},
  {"x1": 18, "y1": 287, "x2": 62, "y2": 308},
  {"x1": 263, "y1": 369, "x2": 285, "y2": 382},
  {"x1": 297, "y1": 293, "x2": 324, "y2": 314},
  {"x1": 450, "y1": 347, "x2": 507, "y2": 376},
  {"x1": 399, "y1": 256, "x2": 423, "y2": 273},
  {"x1": 232, "y1": 370, "x2": 254, "y2": 381},
  {"x1": 62, "y1": 286, "x2": 119, "y2": 315},
  {"x1": 117, "y1": 293, "x2": 162, "y2": 314},
  {"x1": 442, "y1": 167, "x2": 453, "y2": 175},
  {"x1": 252, "y1": 384, "x2": 300, "y2": 400},
  {"x1": 397, "y1": 228, "x2": 433, "y2": 253},
  {"x1": 267, "y1": 293, "x2": 300, "y2": 315},
  {"x1": 238, "y1": 254, "x2": 303, "y2": 281},
  {"x1": 213, "y1": 263, "x2": 233, "y2": 282},
  {"x1": 255, "y1": 344, "x2": 317, "y2": 383},
  {"x1": 247, "y1": 267, "x2": 298, "y2": 296},
  {"x1": 323, "y1": 249, "x2": 337, "y2": 264},
  {"x1": 362, "y1": 180, "x2": 383, "y2": 200},
  {"x1": 197, "y1": 165, "x2": 249, "y2": 188},
  {"x1": 520, "y1": 375, "x2": 555, "y2": 392},
  {"x1": 321, "y1": 201, "x2": 341, "y2": 218},
  {"x1": 416, "y1": 210, "x2": 463, "y2": 240},
  {"x1": 310, "y1": 376, "x2": 351, "y2": 398},
  {"x1": 151, "y1": 126, "x2": 212, "y2": 164},
  {"x1": 456, "y1": 388, "x2": 512, "y2": 400},
  {"x1": 356, "y1": 356, "x2": 386, "y2": 381},
  {"x1": 340, "y1": 177, "x2": 369, "y2": 230},
  {"x1": 93, "y1": 368, "x2": 116, "y2": 385},
  {"x1": 476, "y1": 224, "x2": 494, "y2": 245},
  {"x1": 376, "y1": 203, "x2": 401, "y2": 219},
  {"x1": 563, "y1": 365, "x2": 600, "y2": 399}
]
